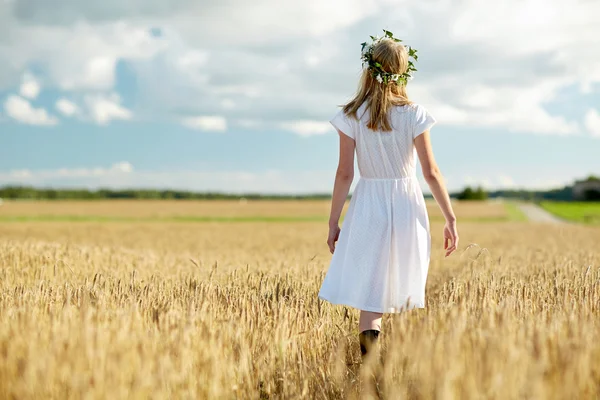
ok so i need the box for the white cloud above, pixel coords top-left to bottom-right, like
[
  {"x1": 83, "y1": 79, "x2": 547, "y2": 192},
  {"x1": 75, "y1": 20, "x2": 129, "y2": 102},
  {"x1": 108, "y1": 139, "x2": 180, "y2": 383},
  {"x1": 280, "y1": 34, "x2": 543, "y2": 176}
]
[
  {"x1": 411, "y1": 79, "x2": 581, "y2": 136},
  {"x1": 0, "y1": 0, "x2": 599, "y2": 137},
  {"x1": 305, "y1": 55, "x2": 320, "y2": 67},
  {"x1": 0, "y1": 165, "x2": 337, "y2": 194},
  {"x1": 235, "y1": 119, "x2": 264, "y2": 129},
  {"x1": 54, "y1": 162, "x2": 134, "y2": 177},
  {"x1": 4, "y1": 95, "x2": 58, "y2": 126},
  {"x1": 111, "y1": 161, "x2": 133, "y2": 173},
  {"x1": 6, "y1": 169, "x2": 32, "y2": 179},
  {"x1": 84, "y1": 93, "x2": 132, "y2": 125},
  {"x1": 1, "y1": 20, "x2": 168, "y2": 91},
  {"x1": 0, "y1": 162, "x2": 134, "y2": 183},
  {"x1": 461, "y1": 175, "x2": 501, "y2": 190},
  {"x1": 220, "y1": 99, "x2": 236, "y2": 110},
  {"x1": 585, "y1": 109, "x2": 600, "y2": 137},
  {"x1": 79, "y1": 56, "x2": 116, "y2": 90},
  {"x1": 176, "y1": 50, "x2": 208, "y2": 71},
  {"x1": 0, "y1": 163, "x2": 584, "y2": 194},
  {"x1": 457, "y1": 173, "x2": 574, "y2": 192},
  {"x1": 55, "y1": 98, "x2": 80, "y2": 117},
  {"x1": 19, "y1": 74, "x2": 41, "y2": 99},
  {"x1": 520, "y1": 179, "x2": 568, "y2": 191},
  {"x1": 182, "y1": 116, "x2": 227, "y2": 132},
  {"x1": 497, "y1": 175, "x2": 516, "y2": 188},
  {"x1": 279, "y1": 120, "x2": 333, "y2": 136}
]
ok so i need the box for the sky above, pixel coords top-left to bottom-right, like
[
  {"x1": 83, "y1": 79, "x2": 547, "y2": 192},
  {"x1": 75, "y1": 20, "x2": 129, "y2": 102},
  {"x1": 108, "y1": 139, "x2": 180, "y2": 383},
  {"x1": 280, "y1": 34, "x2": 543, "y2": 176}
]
[{"x1": 0, "y1": 0, "x2": 599, "y2": 195}]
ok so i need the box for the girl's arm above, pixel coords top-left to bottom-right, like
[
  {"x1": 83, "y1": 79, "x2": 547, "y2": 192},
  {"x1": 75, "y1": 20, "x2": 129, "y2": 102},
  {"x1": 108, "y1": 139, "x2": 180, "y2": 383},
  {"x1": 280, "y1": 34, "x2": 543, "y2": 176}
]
[
  {"x1": 414, "y1": 130, "x2": 459, "y2": 256},
  {"x1": 327, "y1": 129, "x2": 355, "y2": 253}
]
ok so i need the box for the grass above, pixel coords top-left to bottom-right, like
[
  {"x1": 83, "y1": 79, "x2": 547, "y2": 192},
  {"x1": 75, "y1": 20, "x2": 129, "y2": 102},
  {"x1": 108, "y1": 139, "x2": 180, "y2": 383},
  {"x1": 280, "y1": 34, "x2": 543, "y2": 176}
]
[
  {"x1": 1, "y1": 201, "x2": 599, "y2": 398},
  {"x1": 503, "y1": 201, "x2": 529, "y2": 222},
  {"x1": 539, "y1": 201, "x2": 600, "y2": 224}
]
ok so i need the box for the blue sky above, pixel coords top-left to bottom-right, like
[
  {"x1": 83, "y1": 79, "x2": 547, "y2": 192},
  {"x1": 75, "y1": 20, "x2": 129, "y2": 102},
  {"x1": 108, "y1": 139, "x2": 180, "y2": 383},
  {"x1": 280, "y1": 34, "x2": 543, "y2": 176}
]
[{"x1": 1, "y1": 0, "x2": 599, "y2": 194}]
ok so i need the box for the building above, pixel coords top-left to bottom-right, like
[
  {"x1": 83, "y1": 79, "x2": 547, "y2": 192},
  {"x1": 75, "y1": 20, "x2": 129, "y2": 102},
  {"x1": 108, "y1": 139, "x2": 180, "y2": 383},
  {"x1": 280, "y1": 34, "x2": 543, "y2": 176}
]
[{"x1": 572, "y1": 177, "x2": 600, "y2": 201}]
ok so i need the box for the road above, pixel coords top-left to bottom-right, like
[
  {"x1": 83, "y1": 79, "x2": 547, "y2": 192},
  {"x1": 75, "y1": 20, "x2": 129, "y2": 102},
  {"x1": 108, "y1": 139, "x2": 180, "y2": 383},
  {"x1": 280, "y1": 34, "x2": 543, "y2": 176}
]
[{"x1": 517, "y1": 202, "x2": 566, "y2": 224}]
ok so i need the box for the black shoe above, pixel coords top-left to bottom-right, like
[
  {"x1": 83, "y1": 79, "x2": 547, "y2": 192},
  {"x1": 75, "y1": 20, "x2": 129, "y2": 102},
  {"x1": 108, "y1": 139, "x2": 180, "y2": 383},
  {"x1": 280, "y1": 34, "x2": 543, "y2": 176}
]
[{"x1": 359, "y1": 329, "x2": 380, "y2": 356}]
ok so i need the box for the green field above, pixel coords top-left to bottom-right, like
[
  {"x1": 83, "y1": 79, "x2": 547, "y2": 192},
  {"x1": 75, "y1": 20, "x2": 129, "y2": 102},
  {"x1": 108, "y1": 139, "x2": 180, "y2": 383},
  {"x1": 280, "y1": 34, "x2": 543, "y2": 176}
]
[
  {"x1": 539, "y1": 201, "x2": 600, "y2": 224},
  {"x1": 503, "y1": 201, "x2": 528, "y2": 222}
]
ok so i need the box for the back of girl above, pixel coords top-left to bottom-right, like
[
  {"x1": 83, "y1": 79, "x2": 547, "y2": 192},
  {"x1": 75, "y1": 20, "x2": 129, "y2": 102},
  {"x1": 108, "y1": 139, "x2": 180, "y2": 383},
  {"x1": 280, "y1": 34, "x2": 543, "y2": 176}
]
[{"x1": 318, "y1": 30, "x2": 459, "y2": 360}]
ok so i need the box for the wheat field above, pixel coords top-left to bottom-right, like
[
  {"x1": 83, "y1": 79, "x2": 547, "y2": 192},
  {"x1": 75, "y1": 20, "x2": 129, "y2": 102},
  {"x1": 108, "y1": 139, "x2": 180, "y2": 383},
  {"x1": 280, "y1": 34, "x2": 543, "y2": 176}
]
[{"x1": 1, "y1": 200, "x2": 599, "y2": 399}]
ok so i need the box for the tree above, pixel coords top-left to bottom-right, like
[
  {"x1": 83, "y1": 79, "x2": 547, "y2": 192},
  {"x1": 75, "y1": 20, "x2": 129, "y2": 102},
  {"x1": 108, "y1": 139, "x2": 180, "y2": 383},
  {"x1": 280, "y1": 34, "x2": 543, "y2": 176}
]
[
  {"x1": 457, "y1": 186, "x2": 488, "y2": 200},
  {"x1": 585, "y1": 175, "x2": 600, "y2": 182}
]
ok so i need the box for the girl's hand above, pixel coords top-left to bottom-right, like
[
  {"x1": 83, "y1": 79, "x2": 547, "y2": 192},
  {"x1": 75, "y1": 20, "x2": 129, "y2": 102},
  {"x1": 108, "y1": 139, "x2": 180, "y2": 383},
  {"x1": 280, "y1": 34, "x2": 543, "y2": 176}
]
[
  {"x1": 327, "y1": 224, "x2": 341, "y2": 254},
  {"x1": 443, "y1": 220, "x2": 459, "y2": 257}
]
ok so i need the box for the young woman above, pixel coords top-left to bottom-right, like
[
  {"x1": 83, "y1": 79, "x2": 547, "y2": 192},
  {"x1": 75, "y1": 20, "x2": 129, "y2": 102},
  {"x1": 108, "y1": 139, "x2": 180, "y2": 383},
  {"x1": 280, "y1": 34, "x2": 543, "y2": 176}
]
[{"x1": 317, "y1": 31, "x2": 459, "y2": 358}]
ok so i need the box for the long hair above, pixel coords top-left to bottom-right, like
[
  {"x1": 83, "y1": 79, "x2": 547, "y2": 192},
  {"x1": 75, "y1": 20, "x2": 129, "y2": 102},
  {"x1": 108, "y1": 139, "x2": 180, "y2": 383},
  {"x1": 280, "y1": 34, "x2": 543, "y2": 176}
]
[{"x1": 343, "y1": 39, "x2": 413, "y2": 131}]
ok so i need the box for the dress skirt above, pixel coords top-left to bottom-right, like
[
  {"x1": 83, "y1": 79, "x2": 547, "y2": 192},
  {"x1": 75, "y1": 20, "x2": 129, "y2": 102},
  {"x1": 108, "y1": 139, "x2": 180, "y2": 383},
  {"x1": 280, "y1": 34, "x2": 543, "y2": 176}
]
[{"x1": 318, "y1": 175, "x2": 431, "y2": 313}]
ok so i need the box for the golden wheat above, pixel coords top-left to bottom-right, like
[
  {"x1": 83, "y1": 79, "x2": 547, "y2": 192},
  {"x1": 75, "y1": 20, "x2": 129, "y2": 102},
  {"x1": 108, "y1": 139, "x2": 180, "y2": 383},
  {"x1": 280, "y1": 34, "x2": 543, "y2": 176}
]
[
  {"x1": 0, "y1": 200, "x2": 599, "y2": 399},
  {"x1": 0, "y1": 199, "x2": 506, "y2": 220}
]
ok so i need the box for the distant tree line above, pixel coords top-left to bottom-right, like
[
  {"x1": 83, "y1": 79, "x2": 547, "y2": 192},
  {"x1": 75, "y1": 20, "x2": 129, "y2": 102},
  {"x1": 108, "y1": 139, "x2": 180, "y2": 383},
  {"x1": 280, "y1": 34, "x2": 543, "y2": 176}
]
[
  {"x1": 456, "y1": 186, "x2": 488, "y2": 201},
  {"x1": 0, "y1": 177, "x2": 598, "y2": 201},
  {"x1": 0, "y1": 186, "x2": 331, "y2": 200},
  {"x1": 455, "y1": 175, "x2": 600, "y2": 202},
  {"x1": 487, "y1": 186, "x2": 575, "y2": 201}
]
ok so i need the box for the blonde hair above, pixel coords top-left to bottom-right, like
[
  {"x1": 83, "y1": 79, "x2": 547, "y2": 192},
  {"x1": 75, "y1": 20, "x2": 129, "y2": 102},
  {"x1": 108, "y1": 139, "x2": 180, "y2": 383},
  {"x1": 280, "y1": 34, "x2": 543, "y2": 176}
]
[{"x1": 343, "y1": 39, "x2": 413, "y2": 131}]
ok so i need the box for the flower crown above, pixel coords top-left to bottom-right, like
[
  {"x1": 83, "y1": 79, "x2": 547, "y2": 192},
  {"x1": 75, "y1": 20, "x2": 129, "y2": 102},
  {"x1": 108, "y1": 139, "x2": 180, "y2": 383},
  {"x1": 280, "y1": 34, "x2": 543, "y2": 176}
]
[{"x1": 360, "y1": 30, "x2": 418, "y2": 86}]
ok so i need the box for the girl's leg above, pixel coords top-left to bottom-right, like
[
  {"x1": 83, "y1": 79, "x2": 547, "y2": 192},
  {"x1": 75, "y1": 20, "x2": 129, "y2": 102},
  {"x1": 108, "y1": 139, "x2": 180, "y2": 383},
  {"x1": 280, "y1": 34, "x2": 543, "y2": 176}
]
[
  {"x1": 359, "y1": 310, "x2": 383, "y2": 332},
  {"x1": 358, "y1": 310, "x2": 383, "y2": 358}
]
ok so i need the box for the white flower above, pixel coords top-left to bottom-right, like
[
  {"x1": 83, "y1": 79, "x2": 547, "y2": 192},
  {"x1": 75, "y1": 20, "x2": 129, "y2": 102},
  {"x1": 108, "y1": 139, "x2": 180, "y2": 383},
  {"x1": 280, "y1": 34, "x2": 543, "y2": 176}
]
[
  {"x1": 405, "y1": 45, "x2": 411, "y2": 53},
  {"x1": 391, "y1": 74, "x2": 400, "y2": 81},
  {"x1": 407, "y1": 74, "x2": 414, "y2": 81},
  {"x1": 376, "y1": 74, "x2": 383, "y2": 83}
]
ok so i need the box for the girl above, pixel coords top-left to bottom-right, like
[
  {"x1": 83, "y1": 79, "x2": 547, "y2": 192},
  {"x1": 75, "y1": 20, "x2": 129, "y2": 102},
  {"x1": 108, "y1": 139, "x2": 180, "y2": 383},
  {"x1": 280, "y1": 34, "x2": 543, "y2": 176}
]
[{"x1": 317, "y1": 31, "x2": 459, "y2": 358}]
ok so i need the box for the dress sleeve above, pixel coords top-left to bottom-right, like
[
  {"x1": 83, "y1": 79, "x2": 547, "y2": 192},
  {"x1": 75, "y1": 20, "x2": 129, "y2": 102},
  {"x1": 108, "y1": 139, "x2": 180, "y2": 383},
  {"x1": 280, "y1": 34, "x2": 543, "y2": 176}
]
[
  {"x1": 329, "y1": 109, "x2": 355, "y2": 139},
  {"x1": 413, "y1": 104, "x2": 437, "y2": 138}
]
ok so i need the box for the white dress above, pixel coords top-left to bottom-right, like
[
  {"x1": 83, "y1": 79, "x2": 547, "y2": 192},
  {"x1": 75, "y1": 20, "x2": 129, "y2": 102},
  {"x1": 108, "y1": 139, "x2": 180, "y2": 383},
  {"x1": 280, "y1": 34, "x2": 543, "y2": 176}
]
[{"x1": 318, "y1": 102, "x2": 437, "y2": 313}]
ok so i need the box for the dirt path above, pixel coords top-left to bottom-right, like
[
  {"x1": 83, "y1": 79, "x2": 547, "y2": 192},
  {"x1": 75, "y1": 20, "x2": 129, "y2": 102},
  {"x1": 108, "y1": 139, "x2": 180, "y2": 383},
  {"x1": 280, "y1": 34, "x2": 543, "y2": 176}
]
[{"x1": 517, "y1": 202, "x2": 566, "y2": 224}]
